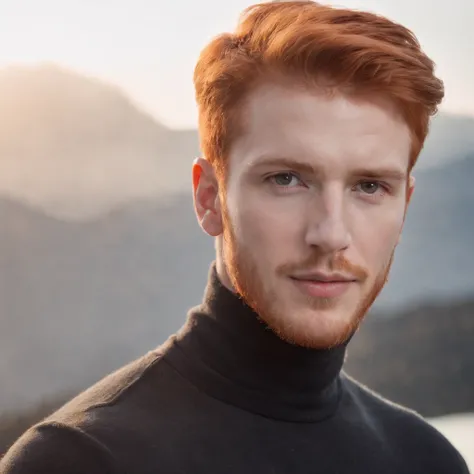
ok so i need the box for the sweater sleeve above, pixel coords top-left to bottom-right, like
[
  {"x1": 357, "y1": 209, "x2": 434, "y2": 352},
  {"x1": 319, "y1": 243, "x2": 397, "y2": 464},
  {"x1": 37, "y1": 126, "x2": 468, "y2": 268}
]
[{"x1": 0, "y1": 422, "x2": 122, "y2": 474}]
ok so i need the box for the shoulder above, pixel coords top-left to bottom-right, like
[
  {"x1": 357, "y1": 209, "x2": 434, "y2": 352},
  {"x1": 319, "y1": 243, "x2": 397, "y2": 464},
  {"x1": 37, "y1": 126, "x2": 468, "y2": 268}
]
[
  {"x1": 341, "y1": 373, "x2": 470, "y2": 473},
  {"x1": 53, "y1": 349, "x2": 165, "y2": 414},
  {"x1": 0, "y1": 421, "x2": 122, "y2": 474},
  {"x1": 1, "y1": 349, "x2": 172, "y2": 474}
]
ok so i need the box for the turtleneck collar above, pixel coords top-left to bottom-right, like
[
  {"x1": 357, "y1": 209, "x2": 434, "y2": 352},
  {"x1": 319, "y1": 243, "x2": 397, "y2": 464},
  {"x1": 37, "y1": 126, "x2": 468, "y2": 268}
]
[{"x1": 162, "y1": 262, "x2": 348, "y2": 423}]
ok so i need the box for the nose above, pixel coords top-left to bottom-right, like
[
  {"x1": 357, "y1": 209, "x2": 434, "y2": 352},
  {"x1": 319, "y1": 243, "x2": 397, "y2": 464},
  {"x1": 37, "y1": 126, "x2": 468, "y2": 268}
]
[{"x1": 304, "y1": 186, "x2": 351, "y2": 254}]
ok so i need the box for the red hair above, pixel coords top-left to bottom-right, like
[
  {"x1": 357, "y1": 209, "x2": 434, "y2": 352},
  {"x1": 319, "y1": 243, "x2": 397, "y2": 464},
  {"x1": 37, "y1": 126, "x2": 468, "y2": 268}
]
[{"x1": 194, "y1": 1, "x2": 444, "y2": 179}]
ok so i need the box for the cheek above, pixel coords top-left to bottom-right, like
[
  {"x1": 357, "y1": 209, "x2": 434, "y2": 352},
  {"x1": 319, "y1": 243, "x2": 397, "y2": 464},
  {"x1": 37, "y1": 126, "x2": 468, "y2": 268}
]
[
  {"x1": 232, "y1": 193, "x2": 303, "y2": 257},
  {"x1": 355, "y1": 209, "x2": 404, "y2": 271}
]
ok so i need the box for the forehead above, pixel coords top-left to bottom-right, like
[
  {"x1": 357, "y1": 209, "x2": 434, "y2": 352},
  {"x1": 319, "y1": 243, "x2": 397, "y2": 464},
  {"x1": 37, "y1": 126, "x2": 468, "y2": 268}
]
[{"x1": 228, "y1": 82, "x2": 412, "y2": 176}]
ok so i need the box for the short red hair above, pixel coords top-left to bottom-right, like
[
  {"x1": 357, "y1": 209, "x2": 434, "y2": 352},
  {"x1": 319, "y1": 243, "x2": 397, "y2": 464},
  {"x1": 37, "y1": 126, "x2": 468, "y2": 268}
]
[{"x1": 194, "y1": 0, "x2": 444, "y2": 179}]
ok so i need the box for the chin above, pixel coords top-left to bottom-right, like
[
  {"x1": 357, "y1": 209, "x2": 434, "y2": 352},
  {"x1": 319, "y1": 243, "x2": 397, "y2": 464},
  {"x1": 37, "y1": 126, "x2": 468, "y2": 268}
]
[{"x1": 264, "y1": 305, "x2": 358, "y2": 350}]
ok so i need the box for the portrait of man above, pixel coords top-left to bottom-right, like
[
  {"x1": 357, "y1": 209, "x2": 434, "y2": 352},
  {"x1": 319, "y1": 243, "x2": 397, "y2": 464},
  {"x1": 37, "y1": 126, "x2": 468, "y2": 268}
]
[{"x1": 0, "y1": 1, "x2": 470, "y2": 473}]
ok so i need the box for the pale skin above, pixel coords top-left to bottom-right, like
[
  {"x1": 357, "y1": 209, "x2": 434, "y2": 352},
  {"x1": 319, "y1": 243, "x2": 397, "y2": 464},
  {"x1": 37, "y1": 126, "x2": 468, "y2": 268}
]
[{"x1": 193, "y1": 81, "x2": 415, "y2": 349}]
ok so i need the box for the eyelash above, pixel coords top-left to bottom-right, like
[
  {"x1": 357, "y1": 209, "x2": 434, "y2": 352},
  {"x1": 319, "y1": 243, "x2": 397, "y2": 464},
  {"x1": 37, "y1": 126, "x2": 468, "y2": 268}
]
[{"x1": 265, "y1": 172, "x2": 390, "y2": 198}]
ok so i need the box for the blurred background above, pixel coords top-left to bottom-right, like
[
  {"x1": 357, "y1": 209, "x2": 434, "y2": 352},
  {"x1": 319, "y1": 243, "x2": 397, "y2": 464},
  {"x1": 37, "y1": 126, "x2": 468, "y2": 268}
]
[{"x1": 0, "y1": 0, "x2": 473, "y2": 465}]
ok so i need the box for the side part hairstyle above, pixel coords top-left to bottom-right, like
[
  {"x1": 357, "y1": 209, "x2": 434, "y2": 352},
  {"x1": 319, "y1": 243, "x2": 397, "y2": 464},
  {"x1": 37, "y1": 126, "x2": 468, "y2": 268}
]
[{"x1": 194, "y1": 0, "x2": 444, "y2": 181}]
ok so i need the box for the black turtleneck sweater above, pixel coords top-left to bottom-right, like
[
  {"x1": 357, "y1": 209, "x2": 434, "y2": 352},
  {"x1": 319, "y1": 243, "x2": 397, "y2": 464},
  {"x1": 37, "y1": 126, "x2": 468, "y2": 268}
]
[{"x1": 1, "y1": 264, "x2": 469, "y2": 473}]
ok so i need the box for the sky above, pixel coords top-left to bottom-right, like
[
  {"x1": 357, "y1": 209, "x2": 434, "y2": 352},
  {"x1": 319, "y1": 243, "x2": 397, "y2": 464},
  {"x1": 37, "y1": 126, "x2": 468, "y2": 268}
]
[{"x1": 0, "y1": 0, "x2": 472, "y2": 128}]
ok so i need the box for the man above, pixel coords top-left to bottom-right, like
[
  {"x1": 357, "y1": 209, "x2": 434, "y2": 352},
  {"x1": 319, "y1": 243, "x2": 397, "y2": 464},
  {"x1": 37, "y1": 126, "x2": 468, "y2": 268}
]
[{"x1": 1, "y1": 1, "x2": 469, "y2": 473}]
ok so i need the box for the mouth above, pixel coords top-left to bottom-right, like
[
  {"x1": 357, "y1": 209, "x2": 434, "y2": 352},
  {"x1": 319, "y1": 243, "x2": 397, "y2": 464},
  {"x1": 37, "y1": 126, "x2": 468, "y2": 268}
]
[{"x1": 290, "y1": 273, "x2": 357, "y2": 298}]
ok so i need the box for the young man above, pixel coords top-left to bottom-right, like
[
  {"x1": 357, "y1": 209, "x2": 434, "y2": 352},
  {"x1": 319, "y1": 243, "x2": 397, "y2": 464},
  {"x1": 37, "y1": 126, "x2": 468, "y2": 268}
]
[{"x1": 1, "y1": 1, "x2": 470, "y2": 473}]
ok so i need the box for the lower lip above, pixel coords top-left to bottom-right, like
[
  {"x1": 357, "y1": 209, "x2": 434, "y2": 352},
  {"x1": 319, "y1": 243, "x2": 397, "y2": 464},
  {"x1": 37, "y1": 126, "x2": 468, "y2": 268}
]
[{"x1": 291, "y1": 278, "x2": 354, "y2": 298}]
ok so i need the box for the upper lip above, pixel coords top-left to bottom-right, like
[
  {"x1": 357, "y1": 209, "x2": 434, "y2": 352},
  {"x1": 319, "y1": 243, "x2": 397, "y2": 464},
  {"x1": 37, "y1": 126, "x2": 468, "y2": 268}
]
[{"x1": 291, "y1": 272, "x2": 356, "y2": 283}]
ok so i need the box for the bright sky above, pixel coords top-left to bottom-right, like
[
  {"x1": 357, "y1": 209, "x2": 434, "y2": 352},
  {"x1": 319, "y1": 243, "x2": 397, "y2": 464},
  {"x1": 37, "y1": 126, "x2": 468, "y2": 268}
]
[{"x1": 0, "y1": 0, "x2": 472, "y2": 128}]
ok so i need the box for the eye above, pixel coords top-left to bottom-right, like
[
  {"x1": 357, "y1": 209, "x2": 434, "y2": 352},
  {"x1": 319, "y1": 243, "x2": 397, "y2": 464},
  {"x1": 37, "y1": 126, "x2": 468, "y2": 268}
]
[
  {"x1": 268, "y1": 172, "x2": 303, "y2": 187},
  {"x1": 355, "y1": 180, "x2": 384, "y2": 195}
]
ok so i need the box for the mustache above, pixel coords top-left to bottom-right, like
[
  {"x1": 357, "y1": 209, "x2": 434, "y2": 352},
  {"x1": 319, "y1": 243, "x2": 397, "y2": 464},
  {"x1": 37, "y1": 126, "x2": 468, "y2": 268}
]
[{"x1": 277, "y1": 252, "x2": 369, "y2": 281}]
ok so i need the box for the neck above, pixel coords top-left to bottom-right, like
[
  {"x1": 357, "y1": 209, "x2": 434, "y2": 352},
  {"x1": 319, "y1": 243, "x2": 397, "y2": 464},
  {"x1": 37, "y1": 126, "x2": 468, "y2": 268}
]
[{"x1": 164, "y1": 262, "x2": 348, "y2": 423}]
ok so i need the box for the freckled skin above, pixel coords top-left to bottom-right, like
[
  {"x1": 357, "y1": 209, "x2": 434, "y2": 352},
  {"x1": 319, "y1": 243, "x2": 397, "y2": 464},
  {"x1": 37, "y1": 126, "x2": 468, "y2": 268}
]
[{"x1": 193, "y1": 82, "x2": 414, "y2": 349}]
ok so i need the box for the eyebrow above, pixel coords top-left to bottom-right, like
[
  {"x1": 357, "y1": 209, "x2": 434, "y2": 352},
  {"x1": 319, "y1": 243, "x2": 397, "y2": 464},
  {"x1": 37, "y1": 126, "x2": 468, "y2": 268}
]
[
  {"x1": 351, "y1": 167, "x2": 407, "y2": 181},
  {"x1": 250, "y1": 156, "x2": 318, "y2": 176},
  {"x1": 250, "y1": 155, "x2": 407, "y2": 181}
]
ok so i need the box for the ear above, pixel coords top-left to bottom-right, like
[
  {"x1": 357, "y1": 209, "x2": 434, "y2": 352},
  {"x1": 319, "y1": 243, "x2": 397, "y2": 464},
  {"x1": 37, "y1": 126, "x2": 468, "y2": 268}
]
[
  {"x1": 192, "y1": 157, "x2": 223, "y2": 237},
  {"x1": 406, "y1": 174, "x2": 415, "y2": 205},
  {"x1": 397, "y1": 174, "x2": 416, "y2": 245}
]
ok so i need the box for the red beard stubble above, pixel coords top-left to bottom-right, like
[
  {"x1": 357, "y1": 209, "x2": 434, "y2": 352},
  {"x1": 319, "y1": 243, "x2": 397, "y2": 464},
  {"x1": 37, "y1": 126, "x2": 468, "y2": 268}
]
[{"x1": 220, "y1": 190, "x2": 394, "y2": 349}]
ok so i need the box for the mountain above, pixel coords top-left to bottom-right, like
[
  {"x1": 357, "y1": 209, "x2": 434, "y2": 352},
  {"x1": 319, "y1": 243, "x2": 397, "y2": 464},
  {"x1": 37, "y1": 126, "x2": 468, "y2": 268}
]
[
  {"x1": 346, "y1": 298, "x2": 474, "y2": 418},
  {"x1": 0, "y1": 63, "x2": 200, "y2": 220}
]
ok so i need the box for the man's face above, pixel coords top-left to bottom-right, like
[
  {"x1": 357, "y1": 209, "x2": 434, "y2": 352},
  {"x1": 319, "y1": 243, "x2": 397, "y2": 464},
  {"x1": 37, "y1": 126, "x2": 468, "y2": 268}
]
[{"x1": 195, "y1": 82, "x2": 414, "y2": 349}]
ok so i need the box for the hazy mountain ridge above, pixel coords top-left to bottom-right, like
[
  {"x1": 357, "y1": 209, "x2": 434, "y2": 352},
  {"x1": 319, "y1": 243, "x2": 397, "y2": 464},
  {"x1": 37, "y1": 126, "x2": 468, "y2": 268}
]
[
  {"x1": 0, "y1": 64, "x2": 200, "y2": 219},
  {"x1": 346, "y1": 298, "x2": 474, "y2": 418}
]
